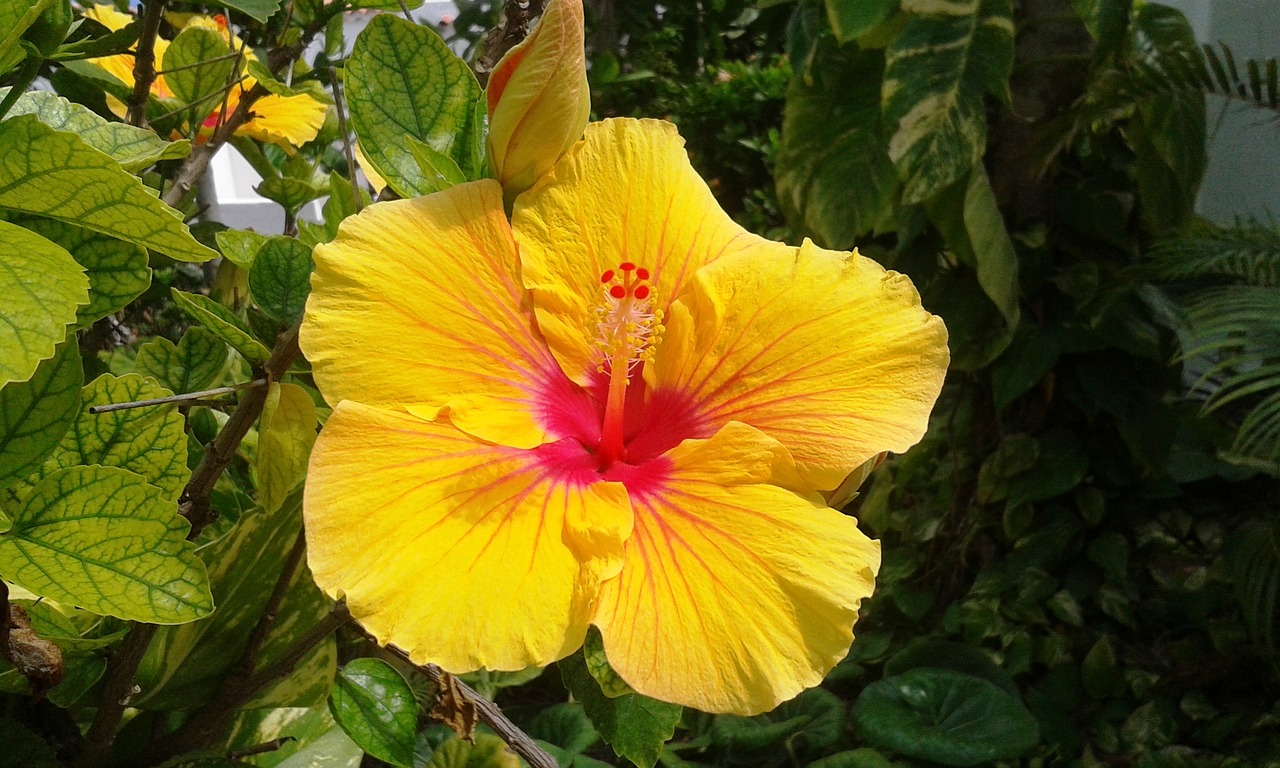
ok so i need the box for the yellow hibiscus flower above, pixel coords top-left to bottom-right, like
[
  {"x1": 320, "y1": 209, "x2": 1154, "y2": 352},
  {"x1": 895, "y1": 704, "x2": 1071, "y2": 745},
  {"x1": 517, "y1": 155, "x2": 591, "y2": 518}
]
[
  {"x1": 300, "y1": 117, "x2": 949, "y2": 715},
  {"x1": 82, "y1": 5, "x2": 326, "y2": 149}
]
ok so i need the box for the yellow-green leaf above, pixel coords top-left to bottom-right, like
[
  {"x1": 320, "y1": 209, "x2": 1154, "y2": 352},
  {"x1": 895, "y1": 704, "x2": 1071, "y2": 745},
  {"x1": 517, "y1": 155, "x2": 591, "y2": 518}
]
[
  {"x1": 163, "y1": 26, "x2": 236, "y2": 124},
  {"x1": 255, "y1": 382, "x2": 317, "y2": 512},
  {"x1": 1, "y1": 88, "x2": 191, "y2": 172},
  {"x1": 0, "y1": 342, "x2": 81, "y2": 491},
  {"x1": 135, "y1": 327, "x2": 228, "y2": 394},
  {"x1": 0, "y1": 465, "x2": 212, "y2": 623},
  {"x1": 0, "y1": 219, "x2": 88, "y2": 386},
  {"x1": 33, "y1": 373, "x2": 191, "y2": 502},
  {"x1": 0, "y1": 115, "x2": 217, "y2": 262},
  {"x1": 171, "y1": 288, "x2": 271, "y2": 364},
  {"x1": 248, "y1": 236, "x2": 314, "y2": 324},
  {"x1": 14, "y1": 217, "x2": 151, "y2": 326}
]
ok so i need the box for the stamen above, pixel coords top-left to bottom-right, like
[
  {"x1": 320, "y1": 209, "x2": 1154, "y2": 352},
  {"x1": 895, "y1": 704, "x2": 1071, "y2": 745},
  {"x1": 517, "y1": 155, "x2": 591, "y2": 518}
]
[{"x1": 594, "y1": 263, "x2": 663, "y2": 466}]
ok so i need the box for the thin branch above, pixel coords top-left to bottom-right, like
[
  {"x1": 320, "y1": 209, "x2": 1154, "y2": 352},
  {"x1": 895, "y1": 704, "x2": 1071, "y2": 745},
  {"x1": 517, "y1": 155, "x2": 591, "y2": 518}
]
[
  {"x1": 87, "y1": 380, "x2": 265, "y2": 414},
  {"x1": 182, "y1": 324, "x2": 300, "y2": 536},
  {"x1": 75, "y1": 325, "x2": 300, "y2": 768},
  {"x1": 477, "y1": 0, "x2": 547, "y2": 83},
  {"x1": 145, "y1": 603, "x2": 351, "y2": 765},
  {"x1": 329, "y1": 66, "x2": 364, "y2": 213},
  {"x1": 77, "y1": 624, "x2": 158, "y2": 768},
  {"x1": 235, "y1": 529, "x2": 307, "y2": 681},
  {"x1": 127, "y1": 0, "x2": 168, "y2": 126},
  {"x1": 385, "y1": 646, "x2": 558, "y2": 768}
]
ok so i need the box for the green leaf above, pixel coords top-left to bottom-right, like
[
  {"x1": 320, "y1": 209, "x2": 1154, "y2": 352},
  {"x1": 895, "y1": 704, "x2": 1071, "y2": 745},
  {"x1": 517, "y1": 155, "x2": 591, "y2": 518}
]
[
  {"x1": 0, "y1": 115, "x2": 217, "y2": 262},
  {"x1": 0, "y1": 0, "x2": 57, "y2": 75},
  {"x1": 0, "y1": 465, "x2": 212, "y2": 623},
  {"x1": 825, "y1": 0, "x2": 898, "y2": 42},
  {"x1": 346, "y1": 14, "x2": 484, "y2": 198},
  {"x1": 321, "y1": 171, "x2": 370, "y2": 239},
  {"x1": 883, "y1": 639, "x2": 1018, "y2": 695},
  {"x1": 215, "y1": 228, "x2": 270, "y2": 269},
  {"x1": 0, "y1": 220, "x2": 87, "y2": 388},
  {"x1": 0, "y1": 342, "x2": 80, "y2": 491},
  {"x1": 1005, "y1": 429, "x2": 1088, "y2": 505},
  {"x1": 583, "y1": 627, "x2": 633, "y2": 698},
  {"x1": 15, "y1": 217, "x2": 151, "y2": 325},
  {"x1": 255, "y1": 382, "x2": 317, "y2": 512},
  {"x1": 777, "y1": 45, "x2": 897, "y2": 249},
  {"x1": 248, "y1": 236, "x2": 314, "y2": 325},
  {"x1": 560, "y1": 651, "x2": 680, "y2": 768},
  {"x1": 135, "y1": 327, "x2": 228, "y2": 394},
  {"x1": 215, "y1": 0, "x2": 283, "y2": 23},
  {"x1": 255, "y1": 175, "x2": 327, "y2": 217},
  {"x1": 427, "y1": 734, "x2": 520, "y2": 768},
  {"x1": 330, "y1": 658, "x2": 418, "y2": 767},
  {"x1": 710, "y1": 688, "x2": 844, "y2": 757},
  {"x1": 163, "y1": 25, "x2": 236, "y2": 121},
  {"x1": 529, "y1": 703, "x2": 600, "y2": 755},
  {"x1": 990, "y1": 324, "x2": 1060, "y2": 410},
  {"x1": 171, "y1": 289, "x2": 271, "y2": 364},
  {"x1": 852, "y1": 668, "x2": 1039, "y2": 766},
  {"x1": 135, "y1": 494, "x2": 336, "y2": 710},
  {"x1": 882, "y1": 0, "x2": 1014, "y2": 203},
  {"x1": 961, "y1": 165, "x2": 1020, "y2": 327},
  {"x1": 0, "y1": 719, "x2": 61, "y2": 768},
  {"x1": 0, "y1": 87, "x2": 191, "y2": 172}
]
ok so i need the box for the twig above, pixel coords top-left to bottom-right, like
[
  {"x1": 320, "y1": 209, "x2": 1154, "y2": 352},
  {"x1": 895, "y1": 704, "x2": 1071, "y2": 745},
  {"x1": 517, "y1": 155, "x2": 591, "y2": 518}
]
[
  {"x1": 75, "y1": 325, "x2": 300, "y2": 768},
  {"x1": 126, "y1": 0, "x2": 168, "y2": 126},
  {"x1": 477, "y1": 0, "x2": 547, "y2": 83},
  {"x1": 397, "y1": 0, "x2": 414, "y2": 22},
  {"x1": 87, "y1": 380, "x2": 265, "y2": 414},
  {"x1": 328, "y1": 66, "x2": 364, "y2": 213},
  {"x1": 77, "y1": 624, "x2": 158, "y2": 767},
  {"x1": 182, "y1": 324, "x2": 300, "y2": 536},
  {"x1": 0, "y1": 580, "x2": 9, "y2": 660},
  {"x1": 145, "y1": 603, "x2": 351, "y2": 765},
  {"x1": 160, "y1": 15, "x2": 330, "y2": 210},
  {"x1": 235, "y1": 530, "x2": 307, "y2": 681},
  {"x1": 228, "y1": 738, "x2": 295, "y2": 759},
  {"x1": 385, "y1": 646, "x2": 557, "y2": 768}
]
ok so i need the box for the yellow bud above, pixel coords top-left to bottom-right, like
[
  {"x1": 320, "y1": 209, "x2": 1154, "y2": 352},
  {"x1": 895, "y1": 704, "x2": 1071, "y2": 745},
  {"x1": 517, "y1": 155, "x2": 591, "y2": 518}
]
[{"x1": 486, "y1": 0, "x2": 590, "y2": 200}]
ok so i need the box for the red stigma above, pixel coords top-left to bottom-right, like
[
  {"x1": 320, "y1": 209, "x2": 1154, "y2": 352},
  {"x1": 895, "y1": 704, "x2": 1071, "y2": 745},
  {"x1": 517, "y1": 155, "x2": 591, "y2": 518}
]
[
  {"x1": 634, "y1": 285, "x2": 651, "y2": 299},
  {"x1": 600, "y1": 270, "x2": 615, "y2": 283},
  {"x1": 636, "y1": 267, "x2": 650, "y2": 280},
  {"x1": 619, "y1": 262, "x2": 636, "y2": 272},
  {"x1": 609, "y1": 285, "x2": 627, "y2": 299}
]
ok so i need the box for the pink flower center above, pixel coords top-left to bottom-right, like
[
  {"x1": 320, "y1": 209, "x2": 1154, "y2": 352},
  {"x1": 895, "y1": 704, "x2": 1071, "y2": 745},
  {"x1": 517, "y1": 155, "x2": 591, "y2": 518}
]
[{"x1": 532, "y1": 263, "x2": 711, "y2": 487}]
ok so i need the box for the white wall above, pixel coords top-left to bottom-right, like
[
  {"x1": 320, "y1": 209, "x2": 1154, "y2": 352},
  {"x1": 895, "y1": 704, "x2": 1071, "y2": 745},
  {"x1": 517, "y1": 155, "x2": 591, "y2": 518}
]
[{"x1": 1159, "y1": 0, "x2": 1280, "y2": 224}]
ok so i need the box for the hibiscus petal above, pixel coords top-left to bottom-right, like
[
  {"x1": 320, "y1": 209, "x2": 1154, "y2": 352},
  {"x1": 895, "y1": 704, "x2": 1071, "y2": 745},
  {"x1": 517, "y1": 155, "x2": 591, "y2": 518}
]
[
  {"x1": 592, "y1": 422, "x2": 880, "y2": 715},
  {"x1": 514, "y1": 117, "x2": 793, "y2": 385},
  {"x1": 649, "y1": 239, "x2": 949, "y2": 491},
  {"x1": 236, "y1": 92, "x2": 327, "y2": 148},
  {"x1": 306, "y1": 400, "x2": 631, "y2": 671},
  {"x1": 302, "y1": 180, "x2": 572, "y2": 448}
]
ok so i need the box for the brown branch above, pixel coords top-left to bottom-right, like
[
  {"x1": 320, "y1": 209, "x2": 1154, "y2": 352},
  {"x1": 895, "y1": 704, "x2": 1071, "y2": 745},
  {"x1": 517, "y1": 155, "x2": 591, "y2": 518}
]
[
  {"x1": 182, "y1": 324, "x2": 299, "y2": 536},
  {"x1": 126, "y1": 0, "x2": 167, "y2": 126},
  {"x1": 384, "y1": 646, "x2": 558, "y2": 768},
  {"x1": 235, "y1": 529, "x2": 307, "y2": 682},
  {"x1": 75, "y1": 324, "x2": 300, "y2": 768},
  {"x1": 146, "y1": 603, "x2": 351, "y2": 764},
  {"x1": 477, "y1": 0, "x2": 548, "y2": 84}
]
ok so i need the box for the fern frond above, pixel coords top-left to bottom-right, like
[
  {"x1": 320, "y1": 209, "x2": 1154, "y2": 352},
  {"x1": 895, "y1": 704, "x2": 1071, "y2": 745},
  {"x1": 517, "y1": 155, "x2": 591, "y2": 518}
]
[
  {"x1": 1132, "y1": 42, "x2": 1280, "y2": 112},
  {"x1": 1229, "y1": 522, "x2": 1280, "y2": 650},
  {"x1": 1151, "y1": 220, "x2": 1280, "y2": 286}
]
